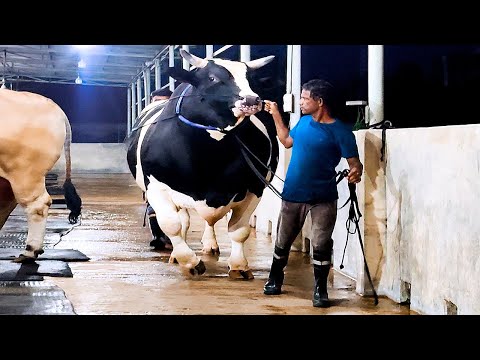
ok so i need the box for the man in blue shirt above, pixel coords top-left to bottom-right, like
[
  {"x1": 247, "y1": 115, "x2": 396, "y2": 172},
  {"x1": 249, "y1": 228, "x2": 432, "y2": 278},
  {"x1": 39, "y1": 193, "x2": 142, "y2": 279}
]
[{"x1": 263, "y1": 79, "x2": 363, "y2": 308}]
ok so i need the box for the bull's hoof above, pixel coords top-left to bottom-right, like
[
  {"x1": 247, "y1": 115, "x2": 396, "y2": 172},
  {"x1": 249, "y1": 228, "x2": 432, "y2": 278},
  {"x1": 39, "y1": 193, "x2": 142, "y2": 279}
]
[
  {"x1": 12, "y1": 254, "x2": 37, "y2": 264},
  {"x1": 228, "y1": 269, "x2": 254, "y2": 280},
  {"x1": 168, "y1": 255, "x2": 178, "y2": 264},
  {"x1": 188, "y1": 260, "x2": 206, "y2": 276}
]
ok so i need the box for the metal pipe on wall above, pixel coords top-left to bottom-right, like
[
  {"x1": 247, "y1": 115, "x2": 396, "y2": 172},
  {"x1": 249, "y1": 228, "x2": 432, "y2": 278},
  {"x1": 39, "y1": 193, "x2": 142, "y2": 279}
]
[
  {"x1": 143, "y1": 68, "x2": 151, "y2": 106},
  {"x1": 206, "y1": 45, "x2": 214, "y2": 59},
  {"x1": 367, "y1": 45, "x2": 384, "y2": 125},
  {"x1": 127, "y1": 87, "x2": 132, "y2": 135},
  {"x1": 136, "y1": 77, "x2": 142, "y2": 115},
  {"x1": 240, "y1": 45, "x2": 250, "y2": 62},
  {"x1": 182, "y1": 45, "x2": 190, "y2": 70},
  {"x1": 130, "y1": 82, "x2": 136, "y2": 126},
  {"x1": 169, "y1": 45, "x2": 175, "y2": 91},
  {"x1": 154, "y1": 58, "x2": 161, "y2": 90}
]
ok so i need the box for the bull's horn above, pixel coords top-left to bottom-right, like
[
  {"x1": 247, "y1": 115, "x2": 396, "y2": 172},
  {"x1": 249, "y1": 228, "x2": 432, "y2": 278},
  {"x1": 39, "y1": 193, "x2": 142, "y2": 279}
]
[
  {"x1": 180, "y1": 49, "x2": 208, "y2": 69},
  {"x1": 245, "y1": 55, "x2": 275, "y2": 69}
]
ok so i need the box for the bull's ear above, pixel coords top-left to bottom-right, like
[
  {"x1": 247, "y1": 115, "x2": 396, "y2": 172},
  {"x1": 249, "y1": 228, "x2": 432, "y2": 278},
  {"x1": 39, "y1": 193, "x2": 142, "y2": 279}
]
[
  {"x1": 180, "y1": 49, "x2": 208, "y2": 69},
  {"x1": 166, "y1": 67, "x2": 199, "y2": 86},
  {"x1": 245, "y1": 55, "x2": 275, "y2": 70}
]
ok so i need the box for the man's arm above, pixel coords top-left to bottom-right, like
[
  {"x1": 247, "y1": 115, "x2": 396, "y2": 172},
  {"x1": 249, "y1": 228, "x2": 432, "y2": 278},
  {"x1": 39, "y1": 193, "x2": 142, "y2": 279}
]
[
  {"x1": 264, "y1": 100, "x2": 293, "y2": 149},
  {"x1": 346, "y1": 157, "x2": 363, "y2": 184}
]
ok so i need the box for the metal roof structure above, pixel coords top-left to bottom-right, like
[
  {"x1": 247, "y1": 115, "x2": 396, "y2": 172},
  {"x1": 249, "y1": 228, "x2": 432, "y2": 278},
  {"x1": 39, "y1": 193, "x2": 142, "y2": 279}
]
[{"x1": 0, "y1": 45, "x2": 168, "y2": 88}]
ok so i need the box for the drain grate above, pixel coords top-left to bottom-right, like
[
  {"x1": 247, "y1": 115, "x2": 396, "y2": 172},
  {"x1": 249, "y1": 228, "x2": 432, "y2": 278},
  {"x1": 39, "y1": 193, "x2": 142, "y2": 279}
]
[{"x1": 0, "y1": 233, "x2": 58, "y2": 249}]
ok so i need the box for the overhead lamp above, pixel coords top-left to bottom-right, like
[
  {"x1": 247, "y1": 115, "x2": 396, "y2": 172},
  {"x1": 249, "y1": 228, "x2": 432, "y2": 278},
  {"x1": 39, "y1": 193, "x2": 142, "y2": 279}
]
[
  {"x1": 73, "y1": 45, "x2": 95, "y2": 50},
  {"x1": 0, "y1": 77, "x2": 6, "y2": 89},
  {"x1": 75, "y1": 74, "x2": 83, "y2": 84}
]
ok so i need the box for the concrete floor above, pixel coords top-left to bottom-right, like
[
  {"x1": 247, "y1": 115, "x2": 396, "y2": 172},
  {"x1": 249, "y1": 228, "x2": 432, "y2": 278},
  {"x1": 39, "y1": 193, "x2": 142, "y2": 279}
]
[{"x1": 6, "y1": 173, "x2": 417, "y2": 315}]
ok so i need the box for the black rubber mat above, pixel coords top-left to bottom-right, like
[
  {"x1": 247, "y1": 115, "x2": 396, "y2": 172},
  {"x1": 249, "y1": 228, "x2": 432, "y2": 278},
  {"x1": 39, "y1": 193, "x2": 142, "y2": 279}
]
[
  {"x1": 0, "y1": 260, "x2": 73, "y2": 280},
  {"x1": 46, "y1": 185, "x2": 64, "y2": 195},
  {"x1": 0, "y1": 280, "x2": 76, "y2": 315},
  {"x1": 0, "y1": 248, "x2": 90, "y2": 261}
]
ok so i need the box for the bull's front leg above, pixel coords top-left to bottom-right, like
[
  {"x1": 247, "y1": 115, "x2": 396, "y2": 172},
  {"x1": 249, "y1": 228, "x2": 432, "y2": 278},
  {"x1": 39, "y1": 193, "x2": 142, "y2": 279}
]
[
  {"x1": 146, "y1": 183, "x2": 205, "y2": 276},
  {"x1": 227, "y1": 193, "x2": 260, "y2": 280},
  {"x1": 10, "y1": 177, "x2": 51, "y2": 263}
]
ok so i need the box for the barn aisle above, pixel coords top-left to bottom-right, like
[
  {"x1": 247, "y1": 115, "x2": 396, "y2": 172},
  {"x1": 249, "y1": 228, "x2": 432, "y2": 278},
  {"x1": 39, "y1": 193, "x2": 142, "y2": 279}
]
[{"x1": 2, "y1": 173, "x2": 416, "y2": 315}]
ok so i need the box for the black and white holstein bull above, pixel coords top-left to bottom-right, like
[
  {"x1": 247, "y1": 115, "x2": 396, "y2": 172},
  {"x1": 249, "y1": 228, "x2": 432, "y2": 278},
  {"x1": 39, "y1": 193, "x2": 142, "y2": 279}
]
[
  {"x1": 0, "y1": 88, "x2": 82, "y2": 263},
  {"x1": 126, "y1": 50, "x2": 279, "y2": 278}
]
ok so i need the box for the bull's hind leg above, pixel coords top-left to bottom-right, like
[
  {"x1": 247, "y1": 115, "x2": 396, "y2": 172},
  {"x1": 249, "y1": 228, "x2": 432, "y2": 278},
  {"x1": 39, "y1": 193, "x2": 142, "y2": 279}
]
[
  {"x1": 9, "y1": 175, "x2": 51, "y2": 263},
  {"x1": 0, "y1": 177, "x2": 17, "y2": 230},
  {"x1": 168, "y1": 208, "x2": 189, "y2": 264},
  {"x1": 146, "y1": 182, "x2": 205, "y2": 275},
  {"x1": 201, "y1": 221, "x2": 220, "y2": 255},
  {"x1": 227, "y1": 193, "x2": 260, "y2": 280}
]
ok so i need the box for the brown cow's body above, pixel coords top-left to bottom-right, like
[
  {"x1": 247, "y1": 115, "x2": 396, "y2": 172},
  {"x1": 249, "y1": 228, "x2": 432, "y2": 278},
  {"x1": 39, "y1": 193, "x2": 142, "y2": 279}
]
[{"x1": 0, "y1": 88, "x2": 81, "y2": 262}]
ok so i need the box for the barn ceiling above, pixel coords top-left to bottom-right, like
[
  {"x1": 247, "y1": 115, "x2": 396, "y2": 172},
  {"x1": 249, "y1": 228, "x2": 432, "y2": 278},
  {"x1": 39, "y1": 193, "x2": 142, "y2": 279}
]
[{"x1": 0, "y1": 45, "x2": 168, "y2": 88}]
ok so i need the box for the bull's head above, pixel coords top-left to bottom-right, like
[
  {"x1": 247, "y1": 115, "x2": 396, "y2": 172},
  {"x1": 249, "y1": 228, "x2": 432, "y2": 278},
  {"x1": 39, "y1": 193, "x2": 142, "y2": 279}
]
[{"x1": 167, "y1": 49, "x2": 275, "y2": 134}]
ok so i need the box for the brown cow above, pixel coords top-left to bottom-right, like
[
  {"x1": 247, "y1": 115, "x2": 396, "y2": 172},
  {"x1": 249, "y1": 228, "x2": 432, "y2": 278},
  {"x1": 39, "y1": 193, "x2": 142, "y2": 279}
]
[{"x1": 0, "y1": 88, "x2": 82, "y2": 263}]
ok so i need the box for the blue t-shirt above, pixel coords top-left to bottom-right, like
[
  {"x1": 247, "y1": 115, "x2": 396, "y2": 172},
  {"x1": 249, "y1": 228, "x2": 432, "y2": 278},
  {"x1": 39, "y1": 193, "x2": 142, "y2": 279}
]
[{"x1": 281, "y1": 115, "x2": 359, "y2": 203}]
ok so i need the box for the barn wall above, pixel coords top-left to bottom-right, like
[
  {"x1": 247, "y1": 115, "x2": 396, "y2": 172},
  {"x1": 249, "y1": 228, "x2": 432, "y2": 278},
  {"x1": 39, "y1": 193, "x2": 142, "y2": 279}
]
[
  {"x1": 255, "y1": 125, "x2": 480, "y2": 315},
  {"x1": 51, "y1": 143, "x2": 130, "y2": 173},
  {"x1": 381, "y1": 124, "x2": 480, "y2": 314},
  {"x1": 16, "y1": 82, "x2": 128, "y2": 143}
]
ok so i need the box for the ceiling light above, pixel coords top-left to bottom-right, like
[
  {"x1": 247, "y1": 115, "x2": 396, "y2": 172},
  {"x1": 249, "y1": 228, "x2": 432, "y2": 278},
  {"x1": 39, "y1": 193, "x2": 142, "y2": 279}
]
[
  {"x1": 0, "y1": 78, "x2": 6, "y2": 89},
  {"x1": 75, "y1": 75, "x2": 82, "y2": 84},
  {"x1": 73, "y1": 45, "x2": 95, "y2": 50}
]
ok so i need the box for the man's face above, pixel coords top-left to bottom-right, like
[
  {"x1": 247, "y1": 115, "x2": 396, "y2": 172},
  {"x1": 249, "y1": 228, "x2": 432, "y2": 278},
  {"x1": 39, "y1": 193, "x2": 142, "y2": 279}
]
[
  {"x1": 299, "y1": 89, "x2": 320, "y2": 115},
  {"x1": 152, "y1": 95, "x2": 170, "y2": 102}
]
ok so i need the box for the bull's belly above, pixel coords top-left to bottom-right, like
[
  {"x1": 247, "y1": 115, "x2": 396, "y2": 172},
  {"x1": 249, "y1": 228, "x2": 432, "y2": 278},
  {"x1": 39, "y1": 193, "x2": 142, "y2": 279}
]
[{"x1": 147, "y1": 175, "x2": 235, "y2": 224}]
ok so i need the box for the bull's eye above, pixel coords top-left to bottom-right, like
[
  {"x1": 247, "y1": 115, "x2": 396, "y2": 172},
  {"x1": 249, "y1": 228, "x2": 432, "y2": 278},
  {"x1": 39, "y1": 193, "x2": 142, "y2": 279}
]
[{"x1": 209, "y1": 76, "x2": 216, "y2": 82}]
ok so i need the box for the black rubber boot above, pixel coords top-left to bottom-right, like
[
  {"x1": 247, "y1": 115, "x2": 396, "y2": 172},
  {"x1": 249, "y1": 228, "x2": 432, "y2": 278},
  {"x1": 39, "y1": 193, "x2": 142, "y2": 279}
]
[
  {"x1": 313, "y1": 264, "x2": 331, "y2": 308},
  {"x1": 147, "y1": 205, "x2": 171, "y2": 250},
  {"x1": 264, "y1": 246, "x2": 289, "y2": 295}
]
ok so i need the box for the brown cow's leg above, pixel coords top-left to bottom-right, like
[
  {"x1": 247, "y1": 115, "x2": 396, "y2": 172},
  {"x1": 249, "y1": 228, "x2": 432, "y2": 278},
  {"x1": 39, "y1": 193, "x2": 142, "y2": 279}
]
[
  {"x1": 9, "y1": 175, "x2": 51, "y2": 262},
  {"x1": 0, "y1": 177, "x2": 17, "y2": 230}
]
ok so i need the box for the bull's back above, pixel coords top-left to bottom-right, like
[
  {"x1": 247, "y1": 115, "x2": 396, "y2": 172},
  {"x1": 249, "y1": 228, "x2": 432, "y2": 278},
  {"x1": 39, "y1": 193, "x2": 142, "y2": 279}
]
[{"x1": 0, "y1": 89, "x2": 67, "y2": 177}]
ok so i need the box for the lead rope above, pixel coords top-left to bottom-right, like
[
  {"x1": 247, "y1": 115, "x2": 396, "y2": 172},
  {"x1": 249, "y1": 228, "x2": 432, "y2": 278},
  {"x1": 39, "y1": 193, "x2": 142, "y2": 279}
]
[{"x1": 337, "y1": 169, "x2": 379, "y2": 305}]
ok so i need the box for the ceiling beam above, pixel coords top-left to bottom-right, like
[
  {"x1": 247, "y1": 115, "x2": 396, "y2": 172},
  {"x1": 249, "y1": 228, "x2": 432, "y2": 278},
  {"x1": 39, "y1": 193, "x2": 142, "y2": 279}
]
[{"x1": 0, "y1": 45, "x2": 164, "y2": 58}]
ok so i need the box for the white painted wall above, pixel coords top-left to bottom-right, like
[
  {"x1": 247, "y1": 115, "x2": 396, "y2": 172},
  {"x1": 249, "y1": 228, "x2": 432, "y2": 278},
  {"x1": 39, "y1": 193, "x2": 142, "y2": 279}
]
[
  {"x1": 51, "y1": 143, "x2": 130, "y2": 174},
  {"x1": 254, "y1": 125, "x2": 480, "y2": 315}
]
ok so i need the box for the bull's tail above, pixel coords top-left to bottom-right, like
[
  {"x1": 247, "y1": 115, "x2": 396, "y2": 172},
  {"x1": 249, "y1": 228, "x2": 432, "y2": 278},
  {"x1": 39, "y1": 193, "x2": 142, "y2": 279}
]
[{"x1": 62, "y1": 116, "x2": 82, "y2": 224}]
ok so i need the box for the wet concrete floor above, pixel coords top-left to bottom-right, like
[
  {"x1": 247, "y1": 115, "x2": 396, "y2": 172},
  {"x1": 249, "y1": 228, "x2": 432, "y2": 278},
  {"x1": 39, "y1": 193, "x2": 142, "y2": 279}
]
[{"x1": 4, "y1": 173, "x2": 417, "y2": 315}]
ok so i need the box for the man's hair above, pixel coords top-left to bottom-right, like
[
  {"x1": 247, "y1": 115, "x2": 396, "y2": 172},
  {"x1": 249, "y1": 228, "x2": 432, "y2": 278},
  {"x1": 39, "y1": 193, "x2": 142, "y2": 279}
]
[
  {"x1": 151, "y1": 88, "x2": 172, "y2": 98},
  {"x1": 302, "y1": 79, "x2": 342, "y2": 117}
]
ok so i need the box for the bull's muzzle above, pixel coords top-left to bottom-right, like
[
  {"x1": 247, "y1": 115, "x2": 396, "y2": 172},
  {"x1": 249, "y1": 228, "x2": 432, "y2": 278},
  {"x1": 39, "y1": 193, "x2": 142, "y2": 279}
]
[
  {"x1": 243, "y1": 95, "x2": 261, "y2": 106},
  {"x1": 234, "y1": 95, "x2": 262, "y2": 117}
]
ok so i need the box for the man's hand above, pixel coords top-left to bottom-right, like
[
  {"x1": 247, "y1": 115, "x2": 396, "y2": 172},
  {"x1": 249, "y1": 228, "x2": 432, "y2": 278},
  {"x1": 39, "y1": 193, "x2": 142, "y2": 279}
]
[
  {"x1": 346, "y1": 157, "x2": 363, "y2": 184},
  {"x1": 264, "y1": 100, "x2": 280, "y2": 116},
  {"x1": 264, "y1": 100, "x2": 293, "y2": 149}
]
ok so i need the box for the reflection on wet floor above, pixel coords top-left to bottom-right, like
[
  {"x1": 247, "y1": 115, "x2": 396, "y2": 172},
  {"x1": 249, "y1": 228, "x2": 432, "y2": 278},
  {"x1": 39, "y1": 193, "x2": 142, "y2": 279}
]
[{"x1": 2, "y1": 173, "x2": 417, "y2": 315}]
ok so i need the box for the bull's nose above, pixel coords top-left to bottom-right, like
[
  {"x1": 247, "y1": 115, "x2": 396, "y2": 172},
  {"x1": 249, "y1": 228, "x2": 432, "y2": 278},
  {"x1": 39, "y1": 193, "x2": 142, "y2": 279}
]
[{"x1": 243, "y1": 95, "x2": 261, "y2": 106}]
